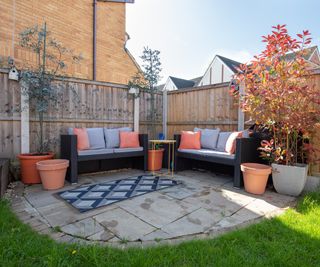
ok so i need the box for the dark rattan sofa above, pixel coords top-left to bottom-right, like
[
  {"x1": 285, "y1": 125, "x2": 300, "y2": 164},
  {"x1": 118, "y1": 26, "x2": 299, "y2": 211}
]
[
  {"x1": 60, "y1": 134, "x2": 148, "y2": 184},
  {"x1": 174, "y1": 134, "x2": 262, "y2": 188}
]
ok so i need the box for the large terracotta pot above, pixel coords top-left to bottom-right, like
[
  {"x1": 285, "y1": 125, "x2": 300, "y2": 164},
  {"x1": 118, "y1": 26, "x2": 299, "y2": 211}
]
[
  {"x1": 36, "y1": 159, "x2": 69, "y2": 190},
  {"x1": 148, "y1": 149, "x2": 164, "y2": 171},
  {"x1": 241, "y1": 163, "x2": 272, "y2": 195},
  {"x1": 272, "y1": 163, "x2": 308, "y2": 196},
  {"x1": 18, "y1": 153, "x2": 54, "y2": 184}
]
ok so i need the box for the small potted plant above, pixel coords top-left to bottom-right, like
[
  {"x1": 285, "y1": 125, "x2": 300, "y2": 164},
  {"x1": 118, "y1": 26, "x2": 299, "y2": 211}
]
[
  {"x1": 233, "y1": 25, "x2": 320, "y2": 196},
  {"x1": 17, "y1": 23, "x2": 81, "y2": 184},
  {"x1": 129, "y1": 47, "x2": 164, "y2": 170},
  {"x1": 148, "y1": 144, "x2": 164, "y2": 171}
]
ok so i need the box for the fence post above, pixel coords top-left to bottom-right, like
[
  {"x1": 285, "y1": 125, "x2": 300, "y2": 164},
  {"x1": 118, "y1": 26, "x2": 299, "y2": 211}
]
[
  {"x1": 21, "y1": 87, "x2": 30, "y2": 153},
  {"x1": 163, "y1": 90, "x2": 167, "y2": 138},
  {"x1": 237, "y1": 81, "x2": 245, "y2": 131},
  {"x1": 134, "y1": 94, "x2": 139, "y2": 132}
]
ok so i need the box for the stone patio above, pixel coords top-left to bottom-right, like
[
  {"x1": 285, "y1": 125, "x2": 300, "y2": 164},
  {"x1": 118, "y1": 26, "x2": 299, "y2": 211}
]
[{"x1": 9, "y1": 169, "x2": 296, "y2": 247}]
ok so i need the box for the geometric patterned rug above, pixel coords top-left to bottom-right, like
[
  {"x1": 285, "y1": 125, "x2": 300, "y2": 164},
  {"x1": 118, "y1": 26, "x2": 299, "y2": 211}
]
[{"x1": 57, "y1": 175, "x2": 180, "y2": 213}]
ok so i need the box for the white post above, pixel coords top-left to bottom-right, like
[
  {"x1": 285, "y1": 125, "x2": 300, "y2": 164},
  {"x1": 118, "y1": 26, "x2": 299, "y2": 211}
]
[
  {"x1": 237, "y1": 81, "x2": 245, "y2": 131},
  {"x1": 162, "y1": 90, "x2": 167, "y2": 139},
  {"x1": 21, "y1": 87, "x2": 30, "y2": 153},
  {"x1": 133, "y1": 94, "x2": 139, "y2": 132}
]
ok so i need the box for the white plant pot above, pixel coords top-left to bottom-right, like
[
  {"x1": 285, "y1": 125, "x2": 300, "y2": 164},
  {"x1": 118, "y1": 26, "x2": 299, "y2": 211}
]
[{"x1": 271, "y1": 163, "x2": 308, "y2": 196}]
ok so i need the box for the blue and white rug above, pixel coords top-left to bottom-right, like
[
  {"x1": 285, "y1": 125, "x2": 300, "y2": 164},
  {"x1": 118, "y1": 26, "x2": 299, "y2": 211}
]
[{"x1": 57, "y1": 175, "x2": 180, "y2": 213}]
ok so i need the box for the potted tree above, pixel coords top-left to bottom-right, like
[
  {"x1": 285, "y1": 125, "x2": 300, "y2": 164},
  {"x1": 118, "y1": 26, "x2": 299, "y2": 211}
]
[
  {"x1": 129, "y1": 47, "x2": 164, "y2": 171},
  {"x1": 233, "y1": 25, "x2": 320, "y2": 196},
  {"x1": 17, "y1": 23, "x2": 81, "y2": 184}
]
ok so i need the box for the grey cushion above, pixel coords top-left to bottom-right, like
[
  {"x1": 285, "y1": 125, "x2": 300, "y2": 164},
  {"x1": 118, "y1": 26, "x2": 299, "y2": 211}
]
[
  {"x1": 201, "y1": 129, "x2": 220, "y2": 149},
  {"x1": 194, "y1": 128, "x2": 220, "y2": 149},
  {"x1": 68, "y1": 128, "x2": 74, "y2": 135},
  {"x1": 113, "y1": 147, "x2": 143, "y2": 153},
  {"x1": 78, "y1": 148, "x2": 113, "y2": 156},
  {"x1": 194, "y1": 127, "x2": 204, "y2": 132},
  {"x1": 87, "y1": 128, "x2": 105, "y2": 149},
  {"x1": 178, "y1": 149, "x2": 235, "y2": 159},
  {"x1": 242, "y1": 129, "x2": 250, "y2": 138},
  {"x1": 216, "y1": 132, "x2": 232, "y2": 152},
  {"x1": 104, "y1": 127, "x2": 132, "y2": 148}
]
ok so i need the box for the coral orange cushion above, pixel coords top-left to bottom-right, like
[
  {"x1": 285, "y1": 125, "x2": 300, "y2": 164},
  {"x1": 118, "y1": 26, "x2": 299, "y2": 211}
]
[
  {"x1": 179, "y1": 131, "x2": 201, "y2": 150},
  {"x1": 225, "y1": 131, "x2": 243, "y2": 154},
  {"x1": 119, "y1": 131, "x2": 140, "y2": 148},
  {"x1": 73, "y1": 128, "x2": 90, "y2": 151}
]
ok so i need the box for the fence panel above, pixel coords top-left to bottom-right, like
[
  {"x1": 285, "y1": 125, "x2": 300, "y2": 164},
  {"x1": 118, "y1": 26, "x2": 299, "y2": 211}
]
[{"x1": 167, "y1": 83, "x2": 238, "y2": 138}]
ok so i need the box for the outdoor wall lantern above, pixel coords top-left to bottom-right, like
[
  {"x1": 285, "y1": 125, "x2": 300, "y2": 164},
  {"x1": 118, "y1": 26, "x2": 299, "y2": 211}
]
[{"x1": 129, "y1": 87, "x2": 139, "y2": 97}]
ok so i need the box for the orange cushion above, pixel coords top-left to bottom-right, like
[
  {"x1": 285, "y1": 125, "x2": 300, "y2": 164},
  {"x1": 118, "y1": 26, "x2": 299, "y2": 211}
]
[
  {"x1": 73, "y1": 128, "x2": 90, "y2": 151},
  {"x1": 119, "y1": 131, "x2": 140, "y2": 148},
  {"x1": 179, "y1": 131, "x2": 201, "y2": 150},
  {"x1": 225, "y1": 131, "x2": 243, "y2": 154}
]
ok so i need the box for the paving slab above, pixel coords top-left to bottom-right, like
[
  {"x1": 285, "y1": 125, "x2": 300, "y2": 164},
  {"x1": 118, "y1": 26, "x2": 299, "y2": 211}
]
[
  {"x1": 36, "y1": 199, "x2": 118, "y2": 227},
  {"x1": 160, "y1": 182, "x2": 203, "y2": 200},
  {"x1": 61, "y1": 218, "x2": 104, "y2": 238},
  {"x1": 140, "y1": 229, "x2": 171, "y2": 242},
  {"x1": 87, "y1": 230, "x2": 115, "y2": 241},
  {"x1": 161, "y1": 207, "x2": 224, "y2": 238},
  {"x1": 118, "y1": 192, "x2": 200, "y2": 228},
  {"x1": 183, "y1": 188, "x2": 255, "y2": 217},
  {"x1": 94, "y1": 208, "x2": 156, "y2": 241}
]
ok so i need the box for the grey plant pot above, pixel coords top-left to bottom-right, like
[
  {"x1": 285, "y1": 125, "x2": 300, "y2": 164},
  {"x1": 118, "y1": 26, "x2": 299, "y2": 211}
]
[{"x1": 271, "y1": 163, "x2": 308, "y2": 197}]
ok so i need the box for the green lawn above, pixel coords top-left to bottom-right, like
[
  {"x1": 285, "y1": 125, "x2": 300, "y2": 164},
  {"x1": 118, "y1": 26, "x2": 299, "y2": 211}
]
[{"x1": 1, "y1": 191, "x2": 320, "y2": 267}]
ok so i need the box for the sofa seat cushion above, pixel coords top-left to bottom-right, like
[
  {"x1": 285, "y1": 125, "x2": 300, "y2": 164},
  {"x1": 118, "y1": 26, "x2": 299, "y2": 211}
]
[
  {"x1": 178, "y1": 149, "x2": 235, "y2": 159},
  {"x1": 114, "y1": 147, "x2": 143, "y2": 153},
  {"x1": 78, "y1": 148, "x2": 113, "y2": 156}
]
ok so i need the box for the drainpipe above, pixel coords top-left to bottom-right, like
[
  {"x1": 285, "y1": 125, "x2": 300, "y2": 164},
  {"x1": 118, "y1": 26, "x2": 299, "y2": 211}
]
[{"x1": 93, "y1": 0, "x2": 97, "y2": 80}]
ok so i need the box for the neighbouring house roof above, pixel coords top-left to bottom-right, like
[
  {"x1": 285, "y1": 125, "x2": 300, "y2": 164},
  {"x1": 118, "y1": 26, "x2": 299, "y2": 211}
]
[
  {"x1": 189, "y1": 76, "x2": 203, "y2": 87},
  {"x1": 216, "y1": 55, "x2": 242, "y2": 73},
  {"x1": 169, "y1": 76, "x2": 196, "y2": 89},
  {"x1": 156, "y1": 83, "x2": 165, "y2": 91},
  {"x1": 284, "y1": 46, "x2": 318, "y2": 62}
]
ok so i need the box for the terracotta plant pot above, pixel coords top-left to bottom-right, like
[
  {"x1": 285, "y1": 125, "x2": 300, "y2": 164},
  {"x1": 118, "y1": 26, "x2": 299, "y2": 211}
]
[
  {"x1": 241, "y1": 163, "x2": 272, "y2": 195},
  {"x1": 18, "y1": 153, "x2": 54, "y2": 184},
  {"x1": 36, "y1": 159, "x2": 69, "y2": 190},
  {"x1": 148, "y1": 149, "x2": 164, "y2": 171}
]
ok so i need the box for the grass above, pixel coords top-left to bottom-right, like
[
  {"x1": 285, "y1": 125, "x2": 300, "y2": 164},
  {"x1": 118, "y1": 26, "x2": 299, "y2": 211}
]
[{"x1": 1, "y1": 191, "x2": 320, "y2": 267}]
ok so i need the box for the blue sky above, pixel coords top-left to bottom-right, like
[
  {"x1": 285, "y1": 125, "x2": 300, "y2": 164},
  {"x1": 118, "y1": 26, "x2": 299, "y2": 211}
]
[{"x1": 126, "y1": 0, "x2": 320, "y2": 83}]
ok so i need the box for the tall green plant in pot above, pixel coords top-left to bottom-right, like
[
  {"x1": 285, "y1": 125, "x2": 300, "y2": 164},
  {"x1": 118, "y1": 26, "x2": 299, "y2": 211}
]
[
  {"x1": 128, "y1": 47, "x2": 163, "y2": 171},
  {"x1": 17, "y1": 23, "x2": 82, "y2": 184},
  {"x1": 233, "y1": 25, "x2": 320, "y2": 196}
]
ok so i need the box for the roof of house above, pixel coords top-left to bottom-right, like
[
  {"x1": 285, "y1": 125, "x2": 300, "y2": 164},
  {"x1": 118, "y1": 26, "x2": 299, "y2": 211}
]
[
  {"x1": 216, "y1": 55, "x2": 242, "y2": 73},
  {"x1": 189, "y1": 76, "x2": 203, "y2": 87},
  {"x1": 284, "y1": 46, "x2": 318, "y2": 62},
  {"x1": 169, "y1": 76, "x2": 196, "y2": 89}
]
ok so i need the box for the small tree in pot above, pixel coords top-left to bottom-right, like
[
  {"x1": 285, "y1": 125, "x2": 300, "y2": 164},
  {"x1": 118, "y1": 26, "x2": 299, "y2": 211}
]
[
  {"x1": 233, "y1": 24, "x2": 320, "y2": 196},
  {"x1": 18, "y1": 23, "x2": 82, "y2": 184},
  {"x1": 128, "y1": 47, "x2": 163, "y2": 171}
]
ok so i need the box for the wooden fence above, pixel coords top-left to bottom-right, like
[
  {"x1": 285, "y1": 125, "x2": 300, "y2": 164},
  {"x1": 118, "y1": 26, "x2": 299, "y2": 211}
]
[
  {"x1": 166, "y1": 83, "x2": 239, "y2": 138},
  {"x1": 1, "y1": 68, "x2": 320, "y2": 177},
  {"x1": 0, "y1": 70, "x2": 162, "y2": 158}
]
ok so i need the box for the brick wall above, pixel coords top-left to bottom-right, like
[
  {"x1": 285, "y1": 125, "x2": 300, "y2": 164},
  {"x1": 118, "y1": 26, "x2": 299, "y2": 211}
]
[{"x1": 0, "y1": 0, "x2": 140, "y2": 84}]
